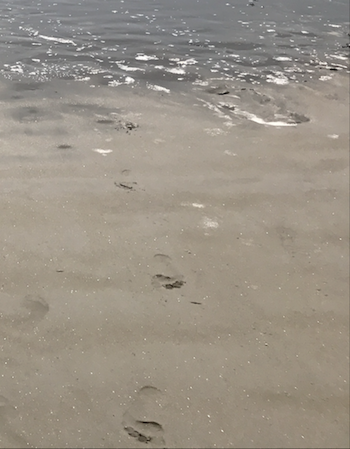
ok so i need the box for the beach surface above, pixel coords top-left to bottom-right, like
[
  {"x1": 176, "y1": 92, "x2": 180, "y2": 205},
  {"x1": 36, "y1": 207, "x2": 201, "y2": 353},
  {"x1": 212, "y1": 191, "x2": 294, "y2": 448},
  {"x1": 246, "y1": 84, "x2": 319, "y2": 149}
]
[{"x1": 0, "y1": 74, "x2": 349, "y2": 448}]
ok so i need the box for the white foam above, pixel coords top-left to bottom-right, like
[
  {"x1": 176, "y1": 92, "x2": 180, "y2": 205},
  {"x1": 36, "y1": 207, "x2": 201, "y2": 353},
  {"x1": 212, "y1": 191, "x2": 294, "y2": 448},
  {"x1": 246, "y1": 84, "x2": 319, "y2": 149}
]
[
  {"x1": 193, "y1": 80, "x2": 209, "y2": 86},
  {"x1": 266, "y1": 72, "x2": 289, "y2": 85},
  {"x1": 235, "y1": 109, "x2": 297, "y2": 127},
  {"x1": 154, "y1": 65, "x2": 185, "y2": 75},
  {"x1": 147, "y1": 84, "x2": 170, "y2": 93},
  {"x1": 285, "y1": 66, "x2": 304, "y2": 73},
  {"x1": 39, "y1": 35, "x2": 77, "y2": 46},
  {"x1": 125, "y1": 76, "x2": 135, "y2": 84},
  {"x1": 108, "y1": 80, "x2": 122, "y2": 87},
  {"x1": 329, "y1": 54, "x2": 348, "y2": 61},
  {"x1": 328, "y1": 134, "x2": 339, "y2": 139},
  {"x1": 117, "y1": 63, "x2": 145, "y2": 72},
  {"x1": 135, "y1": 54, "x2": 158, "y2": 61},
  {"x1": 177, "y1": 58, "x2": 198, "y2": 67},
  {"x1": 93, "y1": 149, "x2": 113, "y2": 156},
  {"x1": 319, "y1": 75, "x2": 333, "y2": 81},
  {"x1": 274, "y1": 56, "x2": 292, "y2": 62},
  {"x1": 198, "y1": 99, "x2": 232, "y2": 122},
  {"x1": 166, "y1": 67, "x2": 186, "y2": 75},
  {"x1": 75, "y1": 76, "x2": 91, "y2": 82},
  {"x1": 7, "y1": 63, "x2": 24, "y2": 74}
]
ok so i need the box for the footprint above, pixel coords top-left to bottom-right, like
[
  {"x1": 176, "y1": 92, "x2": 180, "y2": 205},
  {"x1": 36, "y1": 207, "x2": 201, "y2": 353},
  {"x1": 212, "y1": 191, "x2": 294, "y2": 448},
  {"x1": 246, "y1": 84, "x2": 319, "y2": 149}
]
[
  {"x1": 276, "y1": 225, "x2": 297, "y2": 256},
  {"x1": 13, "y1": 82, "x2": 42, "y2": 92},
  {"x1": 0, "y1": 395, "x2": 28, "y2": 447},
  {"x1": 0, "y1": 395, "x2": 17, "y2": 420},
  {"x1": 0, "y1": 395, "x2": 10, "y2": 408},
  {"x1": 12, "y1": 106, "x2": 42, "y2": 123},
  {"x1": 122, "y1": 386, "x2": 166, "y2": 446},
  {"x1": 288, "y1": 112, "x2": 310, "y2": 124},
  {"x1": 57, "y1": 144, "x2": 73, "y2": 150},
  {"x1": 115, "y1": 119, "x2": 138, "y2": 133},
  {"x1": 0, "y1": 294, "x2": 49, "y2": 328},
  {"x1": 151, "y1": 254, "x2": 185, "y2": 290},
  {"x1": 22, "y1": 295, "x2": 49, "y2": 324},
  {"x1": 114, "y1": 181, "x2": 138, "y2": 191},
  {"x1": 152, "y1": 274, "x2": 185, "y2": 290},
  {"x1": 12, "y1": 106, "x2": 59, "y2": 123}
]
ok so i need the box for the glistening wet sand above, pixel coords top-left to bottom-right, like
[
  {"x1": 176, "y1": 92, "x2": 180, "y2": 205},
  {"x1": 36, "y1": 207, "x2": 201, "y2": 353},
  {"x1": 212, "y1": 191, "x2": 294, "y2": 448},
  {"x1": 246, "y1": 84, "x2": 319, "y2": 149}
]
[{"x1": 0, "y1": 74, "x2": 349, "y2": 448}]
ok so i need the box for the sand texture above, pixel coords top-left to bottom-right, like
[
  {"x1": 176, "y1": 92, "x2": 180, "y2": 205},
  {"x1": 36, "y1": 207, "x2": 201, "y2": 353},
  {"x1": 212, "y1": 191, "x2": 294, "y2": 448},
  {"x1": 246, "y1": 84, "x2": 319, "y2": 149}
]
[{"x1": 0, "y1": 75, "x2": 349, "y2": 448}]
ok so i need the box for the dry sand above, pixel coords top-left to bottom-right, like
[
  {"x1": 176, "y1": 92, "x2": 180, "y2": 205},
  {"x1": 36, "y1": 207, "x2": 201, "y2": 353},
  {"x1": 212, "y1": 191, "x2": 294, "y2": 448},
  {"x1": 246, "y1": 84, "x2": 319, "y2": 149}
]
[{"x1": 0, "y1": 74, "x2": 349, "y2": 448}]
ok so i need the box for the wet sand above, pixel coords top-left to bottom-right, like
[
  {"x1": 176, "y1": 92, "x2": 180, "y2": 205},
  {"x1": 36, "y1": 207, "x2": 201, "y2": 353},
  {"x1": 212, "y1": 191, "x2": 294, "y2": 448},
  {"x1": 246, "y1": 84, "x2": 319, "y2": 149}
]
[{"x1": 0, "y1": 75, "x2": 349, "y2": 448}]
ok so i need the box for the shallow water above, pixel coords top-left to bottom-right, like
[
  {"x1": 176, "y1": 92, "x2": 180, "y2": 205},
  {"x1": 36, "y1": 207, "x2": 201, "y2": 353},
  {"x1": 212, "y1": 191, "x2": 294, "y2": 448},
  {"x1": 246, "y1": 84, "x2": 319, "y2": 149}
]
[{"x1": 0, "y1": 0, "x2": 348, "y2": 91}]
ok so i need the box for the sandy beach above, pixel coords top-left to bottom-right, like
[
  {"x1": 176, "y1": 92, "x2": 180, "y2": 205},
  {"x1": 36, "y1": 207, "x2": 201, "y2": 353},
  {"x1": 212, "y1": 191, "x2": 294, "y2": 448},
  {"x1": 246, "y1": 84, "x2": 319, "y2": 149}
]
[{"x1": 0, "y1": 73, "x2": 349, "y2": 448}]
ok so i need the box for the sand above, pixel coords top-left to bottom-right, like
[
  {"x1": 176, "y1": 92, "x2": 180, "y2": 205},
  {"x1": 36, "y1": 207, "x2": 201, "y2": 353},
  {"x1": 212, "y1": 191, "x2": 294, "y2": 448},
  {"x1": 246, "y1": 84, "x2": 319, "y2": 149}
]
[{"x1": 0, "y1": 74, "x2": 349, "y2": 448}]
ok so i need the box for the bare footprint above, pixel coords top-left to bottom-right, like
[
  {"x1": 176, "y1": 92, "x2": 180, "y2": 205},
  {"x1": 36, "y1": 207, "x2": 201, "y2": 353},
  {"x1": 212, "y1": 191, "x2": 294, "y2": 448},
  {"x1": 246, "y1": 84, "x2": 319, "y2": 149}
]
[
  {"x1": 114, "y1": 181, "x2": 138, "y2": 191},
  {"x1": 22, "y1": 295, "x2": 49, "y2": 324},
  {"x1": 151, "y1": 254, "x2": 185, "y2": 290},
  {"x1": 122, "y1": 386, "x2": 166, "y2": 446},
  {"x1": 0, "y1": 395, "x2": 10, "y2": 408},
  {"x1": 115, "y1": 119, "x2": 138, "y2": 133},
  {"x1": 0, "y1": 395, "x2": 28, "y2": 447},
  {"x1": 57, "y1": 144, "x2": 73, "y2": 150},
  {"x1": 0, "y1": 293, "x2": 49, "y2": 328},
  {"x1": 152, "y1": 274, "x2": 185, "y2": 290},
  {"x1": 276, "y1": 225, "x2": 297, "y2": 256}
]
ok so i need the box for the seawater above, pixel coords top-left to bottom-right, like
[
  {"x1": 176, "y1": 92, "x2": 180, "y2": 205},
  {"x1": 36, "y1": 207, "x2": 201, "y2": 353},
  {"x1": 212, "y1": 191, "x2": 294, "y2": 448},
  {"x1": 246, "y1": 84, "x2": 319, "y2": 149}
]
[{"x1": 0, "y1": 0, "x2": 349, "y2": 92}]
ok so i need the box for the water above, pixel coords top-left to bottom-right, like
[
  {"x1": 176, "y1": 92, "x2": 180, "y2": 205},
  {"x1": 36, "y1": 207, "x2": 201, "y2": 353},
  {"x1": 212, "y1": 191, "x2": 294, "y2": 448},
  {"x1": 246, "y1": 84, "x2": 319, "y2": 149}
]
[{"x1": 0, "y1": 0, "x2": 348, "y2": 91}]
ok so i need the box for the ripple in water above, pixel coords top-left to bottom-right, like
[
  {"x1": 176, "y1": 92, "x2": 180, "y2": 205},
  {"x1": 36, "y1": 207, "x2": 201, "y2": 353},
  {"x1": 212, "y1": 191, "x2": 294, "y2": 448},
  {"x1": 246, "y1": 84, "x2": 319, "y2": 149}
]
[{"x1": 0, "y1": 0, "x2": 348, "y2": 90}]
